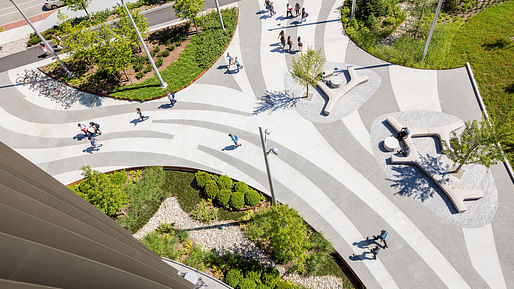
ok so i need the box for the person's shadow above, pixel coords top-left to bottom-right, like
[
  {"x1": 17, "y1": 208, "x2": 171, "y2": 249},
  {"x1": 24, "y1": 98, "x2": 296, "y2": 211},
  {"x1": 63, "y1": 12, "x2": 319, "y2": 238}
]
[
  {"x1": 82, "y1": 146, "x2": 99, "y2": 154},
  {"x1": 352, "y1": 237, "x2": 378, "y2": 249},
  {"x1": 222, "y1": 145, "x2": 238, "y2": 151},
  {"x1": 349, "y1": 251, "x2": 375, "y2": 261},
  {"x1": 159, "y1": 103, "x2": 174, "y2": 109},
  {"x1": 73, "y1": 133, "x2": 87, "y2": 141},
  {"x1": 130, "y1": 116, "x2": 149, "y2": 126}
]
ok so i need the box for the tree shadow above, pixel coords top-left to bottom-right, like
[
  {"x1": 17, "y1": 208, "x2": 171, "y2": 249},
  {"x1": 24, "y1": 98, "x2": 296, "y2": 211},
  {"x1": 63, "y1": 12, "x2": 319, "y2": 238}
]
[
  {"x1": 418, "y1": 153, "x2": 451, "y2": 177},
  {"x1": 504, "y1": 83, "x2": 514, "y2": 94},
  {"x1": 482, "y1": 37, "x2": 511, "y2": 50},
  {"x1": 387, "y1": 165, "x2": 434, "y2": 202},
  {"x1": 252, "y1": 90, "x2": 302, "y2": 115}
]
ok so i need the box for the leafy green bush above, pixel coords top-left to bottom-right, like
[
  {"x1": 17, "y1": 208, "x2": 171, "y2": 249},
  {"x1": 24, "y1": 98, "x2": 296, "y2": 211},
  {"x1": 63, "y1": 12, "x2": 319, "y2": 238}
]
[
  {"x1": 136, "y1": 71, "x2": 144, "y2": 79},
  {"x1": 261, "y1": 267, "x2": 280, "y2": 287},
  {"x1": 143, "y1": 65, "x2": 152, "y2": 73},
  {"x1": 152, "y1": 45, "x2": 160, "y2": 54},
  {"x1": 234, "y1": 181, "x2": 249, "y2": 194},
  {"x1": 167, "y1": 43, "x2": 176, "y2": 51},
  {"x1": 238, "y1": 278, "x2": 257, "y2": 289},
  {"x1": 217, "y1": 175, "x2": 233, "y2": 190},
  {"x1": 72, "y1": 166, "x2": 128, "y2": 217},
  {"x1": 159, "y1": 50, "x2": 170, "y2": 57},
  {"x1": 256, "y1": 285, "x2": 271, "y2": 289},
  {"x1": 195, "y1": 171, "x2": 211, "y2": 188},
  {"x1": 275, "y1": 280, "x2": 297, "y2": 289},
  {"x1": 246, "y1": 271, "x2": 262, "y2": 284},
  {"x1": 230, "y1": 191, "x2": 245, "y2": 210},
  {"x1": 141, "y1": 231, "x2": 181, "y2": 260},
  {"x1": 245, "y1": 189, "x2": 260, "y2": 207},
  {"x1": 216, "y1": 189, "x2": 232, "y2": 208},
  {"x1": 225, "y1": 269, "x2": 243, "y2": 288},
  {"x1": 156, "y1": 57, "x2": 163, "y2": 68},
  {"x1": 185, "y1": 245, "x2": 208, "y2": 271},
  {"x1": 204, "y1": 180, "x2": 219, "y2": 199},
  {"x1": 118, "y1": 167, "x2": 167, "y2": 233},
  {"x1": 191, "y1": 199, "x2": 218, "y2": 223},
  {"x1": 110, "y1": 170, "x2": 127, "y2": 186}
]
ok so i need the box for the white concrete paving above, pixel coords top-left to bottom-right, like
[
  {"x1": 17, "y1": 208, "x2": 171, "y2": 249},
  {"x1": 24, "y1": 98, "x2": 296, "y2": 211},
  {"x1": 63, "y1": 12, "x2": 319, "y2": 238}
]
[
  {"x1": 224, "y1": 25, "x2": 256, "y2": 97},
  {"x1": 341, "y1": 110, "x2": 373, "y2": 155},
  {"x1": 323, "y1": 0, "x2": 349, "y2": 63}
]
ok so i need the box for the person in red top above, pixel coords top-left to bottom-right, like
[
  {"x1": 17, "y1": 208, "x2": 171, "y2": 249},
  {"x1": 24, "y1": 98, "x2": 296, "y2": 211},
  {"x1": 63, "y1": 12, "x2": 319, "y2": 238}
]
[{"x1": 78, "y1": 123, "x2": 88, "y2": 137}]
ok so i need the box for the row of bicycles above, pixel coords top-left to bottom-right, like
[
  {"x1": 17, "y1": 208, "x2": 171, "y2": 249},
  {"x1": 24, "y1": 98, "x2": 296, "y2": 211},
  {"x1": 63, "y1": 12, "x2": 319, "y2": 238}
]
[{"x1": 16, "y1": 69, "x2": 80, "y2": 109}]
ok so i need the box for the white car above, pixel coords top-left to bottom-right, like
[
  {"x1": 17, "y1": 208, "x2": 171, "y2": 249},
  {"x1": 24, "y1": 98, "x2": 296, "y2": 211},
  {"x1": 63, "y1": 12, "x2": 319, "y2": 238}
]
[{"x1": 44, "y1": 0, "x2": 65, "y2": 10}]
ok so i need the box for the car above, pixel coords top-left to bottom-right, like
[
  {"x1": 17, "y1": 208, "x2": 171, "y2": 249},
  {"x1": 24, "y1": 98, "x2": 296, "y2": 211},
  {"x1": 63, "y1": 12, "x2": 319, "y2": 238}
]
[{"x1": 44, "y1": 0, "x2": 65, "y2": 10}]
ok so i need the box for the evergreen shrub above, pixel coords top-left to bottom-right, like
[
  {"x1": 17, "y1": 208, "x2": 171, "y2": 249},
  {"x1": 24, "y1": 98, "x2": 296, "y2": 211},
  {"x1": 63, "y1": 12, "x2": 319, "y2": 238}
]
[
  {"x1": 230, "y1": 191, "x2": 245, "y2": 210},
  {"x1": 205, "y1": 180, "x2": 219, "y2": 199}
]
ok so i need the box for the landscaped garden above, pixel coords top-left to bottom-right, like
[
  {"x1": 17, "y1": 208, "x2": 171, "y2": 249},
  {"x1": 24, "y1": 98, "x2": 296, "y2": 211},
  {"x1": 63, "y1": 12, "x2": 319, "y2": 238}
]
[
  {"x1": 69, "y1": 166, "x2": 359, "y2": 289},
  {"x1": 39, "y1": 3, "x2": 237, "y2": 101},
  {"x1": 341, "y1": 0, "x2": 513, "y2": 163}
]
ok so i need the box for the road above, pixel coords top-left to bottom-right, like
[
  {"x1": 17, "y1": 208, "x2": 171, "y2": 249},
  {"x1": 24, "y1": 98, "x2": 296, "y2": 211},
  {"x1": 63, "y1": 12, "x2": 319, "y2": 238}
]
[
  {"x1": 0, "y1": 0, "x2": 49, "y2": 27},
  {"x1": 0, "y1": 0, "x2": 239, "y2": 73}
]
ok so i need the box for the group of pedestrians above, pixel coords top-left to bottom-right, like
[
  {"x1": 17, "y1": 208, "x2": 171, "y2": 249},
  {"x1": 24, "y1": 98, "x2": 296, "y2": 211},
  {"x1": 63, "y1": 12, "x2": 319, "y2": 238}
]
[
  {"x1": 78, "y1": 122, "x2": 102, "y2": 150},
  {"x1": 370, "y1": 230, "x2": 388, "y2": 259},
  {"x1": 286, "y1": 2, "x2": 308, "y2": 22},
  {"x1": 226, "y1": 52, "x2": 242, "y2": 73},
  {"x1": 278, "y1": 30, "x2": 303, "y2": 53}
]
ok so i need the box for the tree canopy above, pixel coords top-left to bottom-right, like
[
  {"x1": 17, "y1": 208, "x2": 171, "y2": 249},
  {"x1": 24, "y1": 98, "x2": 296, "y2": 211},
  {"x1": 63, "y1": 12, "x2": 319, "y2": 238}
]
[
  {"x1": 290, "y1": 47, "x2": 326, "y2": 97},
  {"x1": 444, "y1": 116, "x2": 513, "y2": 172},
  {"x1": 172, "y1": 0, "x2": 205, "y2": 31},
  {"x1": 62, "y1": 0, "x2": 92, "y2": 18}
]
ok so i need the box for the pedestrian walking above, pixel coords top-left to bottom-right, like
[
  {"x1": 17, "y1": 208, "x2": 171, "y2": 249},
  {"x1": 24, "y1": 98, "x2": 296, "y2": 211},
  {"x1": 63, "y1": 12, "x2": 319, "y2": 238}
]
[
  {"x1": 228, "y1": 134, "x2": 242, "y2": 146},
  {"x1": 136, "y1": 108, "x2": 146, "y2": 121},
  {"x1": 286, "y1": 3, "x2": 293, "y2": 18},
  {"x1": 89, "y1": 122, "x2": 101, "y2": 135},
  {"x1": 234, "y1": 57, "x2": 241, "y2": 72},
  {"x1": 370, "y1": 246, "x2": 381, "y2": 259},
  {"x1": 269, "y1": 2, "x2": 275, "y2": 16},
  {"x1": 39, "y1": 42, "x2": 50, "y2": 56},
  {"x1": 78, "y1": 123, "x2": 88, "y2": 137},
  {"x1": 294, "y1": 3, "x2": 300, "y2": 17},
  {"x1": 287, "y1": 36, "x2": 293, "y2": 52},
  {"x1": 280, "y1": 35, "x2": 286, "y2": 50},
  {"x1": 278, "y1": 30, "x2": 285, "y2": 40},
  {"x1": 89, "y1": 136, "x2": 102, "y2": 149},
  {"x1": 301, "y1": 8, "x2": 308, "y2": 22},
  {"x1": 226, "y1": 52, "x2": 233, "y2": 70},
  {"x1": 167, "y1": 92, "x2": 176, "y2": 106},
  {"x1": 297, "y1": 36, "x2": 303, "y2": 52},
  {"x1": 373, "y1": 230, "x2": 388, "y2": 248}
]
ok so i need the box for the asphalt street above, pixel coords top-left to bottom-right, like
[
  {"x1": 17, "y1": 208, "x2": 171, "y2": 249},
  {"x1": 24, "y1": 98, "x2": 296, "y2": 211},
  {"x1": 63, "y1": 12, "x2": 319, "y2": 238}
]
[{"x1": 0, "y1": 0, "x2": 239, "y2": 73}]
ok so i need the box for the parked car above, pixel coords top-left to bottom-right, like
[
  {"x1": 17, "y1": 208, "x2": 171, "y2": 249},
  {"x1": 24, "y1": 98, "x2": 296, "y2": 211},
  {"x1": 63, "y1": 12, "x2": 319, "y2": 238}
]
[{"x1": 44, "y1": 0, "x2": 65, "y2": 10}]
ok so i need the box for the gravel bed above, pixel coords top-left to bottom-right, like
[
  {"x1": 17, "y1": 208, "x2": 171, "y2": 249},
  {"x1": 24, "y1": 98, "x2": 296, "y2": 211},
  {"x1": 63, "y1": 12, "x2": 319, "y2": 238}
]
[{"x1": 134, "y1": 196, "x2": 345, "y2": 289}]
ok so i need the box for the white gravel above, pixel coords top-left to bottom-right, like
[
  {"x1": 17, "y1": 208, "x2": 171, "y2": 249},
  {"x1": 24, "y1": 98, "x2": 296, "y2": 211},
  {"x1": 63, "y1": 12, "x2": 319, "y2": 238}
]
[{"x1": 134, "y1": 196, "x2": 346, "y2": 289}]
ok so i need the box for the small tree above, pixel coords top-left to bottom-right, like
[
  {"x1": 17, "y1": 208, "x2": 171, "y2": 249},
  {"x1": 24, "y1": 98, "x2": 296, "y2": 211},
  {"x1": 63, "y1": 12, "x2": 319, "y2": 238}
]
[
  {"x1": 62, "y1": 0, "x2": 92, "y2": 19},
  {"x1": 172, "y1": 0, "x2": 205, "y2": 32},
  {"x1": 444, "y1": 117, "x2": 512, "y2": 173},
  {"x1": 290, "y1": 47, "x2": 326, "y2": 98},
  {"x1": 113, "y1": 8, "x2": 149, "y2": 51},
  {"x1": 95, "y1": 36, "x2": 135, "y2": 79}
]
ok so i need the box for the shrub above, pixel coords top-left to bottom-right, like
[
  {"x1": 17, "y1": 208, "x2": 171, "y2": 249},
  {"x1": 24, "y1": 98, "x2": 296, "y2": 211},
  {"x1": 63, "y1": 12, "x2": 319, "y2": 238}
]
[
  {"x1": 143, "y1": 65, "x2": 152, "y2": 73},
  {"x1": 217, "y1": 175, "x2": 233, "y2": 190},
  {"x1": 159, "y1": 50, "x2": 170, "y2": 57},
  {"x1": 225, "y1": 269, "x2": 243, "y2": 288},
  {"x1": 275, "y1": 280, "x2": 297, "y2": 289},
  {"x1": 204, "y1": 180, "x2": 219, "y2": 199},
  {"x1": 216, "y1": 189, "x2": 231, "y2": 208},
  {"x1": 110, "y1": 170, "x2": 127, "y2": 186},
  {"x1": 167, "y1": 43, "x2": 176, "y2": 51},
  {"x1": 141, "y1": 231, "x2": 181, "y2": 260},
  {"x1": 191, "y1": 199, "x2": 218, "y2": 223},
  {"x1": 238, "y1": 278, "x2": 257, "y2": 289},
  {"x1": 73, "y1": 166, "x2": 128, "y2": 217},
  {"x1": 256, "y1": 285, "x2": 271, "y2": 289},
  {"x1": 156, "y1": 57, "x2": 163, "y2": 68},
  {"x1": 245, "y1": 189, "x2": 260, "y2": 207},
  {"x1": 136, "y1": 71, "x2": 144, "y2": 79},
  {"x1": 261, "y1": 267, "x2": 280, "y2": 287},
  {"x1": 230, "y1": 191, "x2": 245, "y2": 210},
  {"x1": 152, "y1": 45, "x2": 160, "y2": 54},
  {"x1": 234, "y1": 181, "x2": 249, "y2": 194},
  {"x1": 195, "y1": 171, "x2": 211, "y2": 188},
  {"x1": 185, "y1": 245, "x2": 208, "y2": 271},
  {"x1": 246, "y1": 271, "x2": 262, "y2": 284}
]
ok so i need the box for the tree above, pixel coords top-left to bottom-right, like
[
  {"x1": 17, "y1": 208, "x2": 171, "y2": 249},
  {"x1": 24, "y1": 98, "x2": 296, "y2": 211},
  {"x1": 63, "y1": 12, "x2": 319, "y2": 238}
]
[
  {"x1": 113, "y1": 8, "x2": 149, "y2": 51},
  {"x1": 62, "y1": 0, "x2": 92, "y2": 19},
  {"x1": 95, "y1": 36, "x2": 135, "y2": 78},
  {"x1": 71, "y1": 166, "x2": 128, "y2": 217},
  {"x1": 290, "y1": 47, "x2": 326, "y2": 98},
  {"x1": 444, "y1": 117, "x2": 513, "y2": 173},
  {"x1": 57, "y1": 11, "x2": 97, "y2": 65},
  {"x1": 172, "y1": 0, "x2": 205, "y2": 32}
]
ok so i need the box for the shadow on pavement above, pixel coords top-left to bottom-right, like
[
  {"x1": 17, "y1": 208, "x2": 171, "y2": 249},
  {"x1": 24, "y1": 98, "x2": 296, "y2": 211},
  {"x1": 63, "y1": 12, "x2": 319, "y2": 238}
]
[{"x1": 252, "y1": 90, "x2": 302, "y2": 115}]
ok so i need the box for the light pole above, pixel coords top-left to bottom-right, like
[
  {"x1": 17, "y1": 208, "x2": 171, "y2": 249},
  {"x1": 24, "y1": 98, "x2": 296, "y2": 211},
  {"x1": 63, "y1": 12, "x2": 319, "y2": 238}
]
[
  {"x1": 422, "y1": 0, "x2": 443, "y2": 61},
  {"x1": 350, "y1": 0, "x2": 356, "y2": 20},
  {"x1": 9, "y1": 0, "x2": 73, "y2": 78},
  {"x1": 118, "y1": 0, "x2": 167, "y2": 88},
  {"x1": 214, "y1": 0, "x2": 225, "y2": 30},
  {"x1": 259, "y1": 127, "x2": 279, "y2": 206}
]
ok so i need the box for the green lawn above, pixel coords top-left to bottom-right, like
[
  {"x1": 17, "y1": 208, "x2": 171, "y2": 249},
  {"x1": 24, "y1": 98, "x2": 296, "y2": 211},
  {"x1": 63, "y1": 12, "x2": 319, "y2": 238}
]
[{"x1": 447, "y1": 1, "x2": 514, "y2": 161}]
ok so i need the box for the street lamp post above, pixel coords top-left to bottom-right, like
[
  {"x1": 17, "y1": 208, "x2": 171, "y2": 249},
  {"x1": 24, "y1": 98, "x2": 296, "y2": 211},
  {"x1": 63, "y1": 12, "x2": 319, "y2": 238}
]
[
  {"x1": 259, "y1": 127, "x2": 279, "y2": 206},
  {"x1": 350, "y1": 0, "x2": 356, "y2": 20},
  {"x1": 9, "y1": 0, "x2": 73, "y2": 78},
  {"x1": 214, "y1": 0, "x2": 225, "y2": 30},
  {"x1": 118, "y1": 0, "x2": 167, "y2": 88},
  {"x1": 422, "y1": 0, "x2": 443, "y2": 61}
]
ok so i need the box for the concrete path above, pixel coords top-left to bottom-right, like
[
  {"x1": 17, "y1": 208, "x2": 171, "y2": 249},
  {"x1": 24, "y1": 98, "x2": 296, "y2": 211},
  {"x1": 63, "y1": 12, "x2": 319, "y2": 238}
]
[{"x1": 1, "y1": 1, "x2": 513, "y2": 288}]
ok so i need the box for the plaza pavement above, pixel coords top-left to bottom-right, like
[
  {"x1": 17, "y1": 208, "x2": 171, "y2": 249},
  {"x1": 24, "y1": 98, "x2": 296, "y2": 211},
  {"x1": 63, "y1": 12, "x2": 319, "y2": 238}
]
[{"x1": 1, "y1": 0, "x2": 513, "y2": 288}]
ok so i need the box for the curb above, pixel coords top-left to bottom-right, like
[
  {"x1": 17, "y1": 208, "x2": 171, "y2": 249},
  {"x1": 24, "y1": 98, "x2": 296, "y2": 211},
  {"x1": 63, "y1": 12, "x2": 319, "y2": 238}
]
[
  {"x1": 465, "y1": 62, "x2": 514, "y2": 183},
  {"x1": 0, "y1": 10, "x2": 56, "y2": 32}
]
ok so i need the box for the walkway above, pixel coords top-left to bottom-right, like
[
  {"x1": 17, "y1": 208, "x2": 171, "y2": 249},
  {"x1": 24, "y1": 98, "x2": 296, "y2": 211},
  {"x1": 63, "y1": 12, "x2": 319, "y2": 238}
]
[{"x1": 0, "y1": 0, "x2": 512, "y2": 288}]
